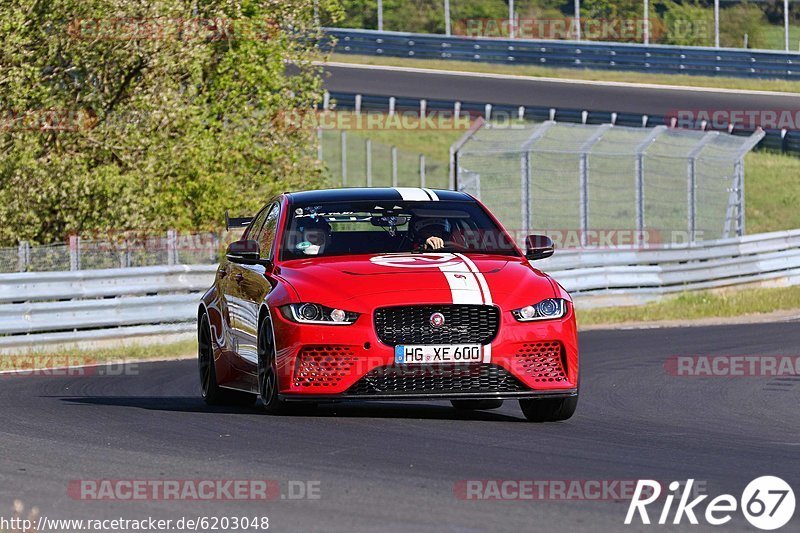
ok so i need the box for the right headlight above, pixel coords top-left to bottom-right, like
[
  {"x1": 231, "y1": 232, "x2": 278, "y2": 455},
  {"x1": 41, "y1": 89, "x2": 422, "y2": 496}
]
[{"x1": 511, "y1": 298, "x2": 568, "y2": 322}]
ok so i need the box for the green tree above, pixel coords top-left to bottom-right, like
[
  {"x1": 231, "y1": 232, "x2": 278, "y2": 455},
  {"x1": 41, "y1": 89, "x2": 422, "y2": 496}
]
[{"x1": 0, "y1": 0, "x2": 341, "y2": 245}]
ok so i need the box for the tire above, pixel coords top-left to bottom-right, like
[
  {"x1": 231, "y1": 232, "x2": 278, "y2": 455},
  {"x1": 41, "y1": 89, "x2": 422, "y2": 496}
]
[
  {"x1": 450, "y1": 399, "x2": 504, "y2": 410},
  {"x1": 519, "y1": 395, "x2": 578, "y2": 422},
  {"x1": 198, "y1": 313, "x2": 256, "y2": 406},
  {"x1": 257, "y1": 318, "x2": 292, "y2": 414}
]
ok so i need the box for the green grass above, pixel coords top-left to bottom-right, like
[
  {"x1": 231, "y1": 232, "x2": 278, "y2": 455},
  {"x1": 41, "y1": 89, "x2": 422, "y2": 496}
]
[
  {"x1": 578, "y1": 285, "x2": 800, "y2": 326},
  {"x1": 3, "y1": 339, "x2": 196, "y2": 367},
  {"x1": 745, "y1": 150, "x2": 800, "y2": 234},
  {"x1": 330, "y1": 53, "x2": 800, "y2": 93}
]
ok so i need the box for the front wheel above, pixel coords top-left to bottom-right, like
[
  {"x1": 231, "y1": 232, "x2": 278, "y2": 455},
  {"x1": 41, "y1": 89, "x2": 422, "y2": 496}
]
[
  {"x1": 258, "y1": 318, "x2": 291, "y2": 414},
  {"x1": 519, "y1": 395, "x2": 578, "y2": 422},
  {"x1": 451, "y1": 399, "x2": 503, "y2": 410}
]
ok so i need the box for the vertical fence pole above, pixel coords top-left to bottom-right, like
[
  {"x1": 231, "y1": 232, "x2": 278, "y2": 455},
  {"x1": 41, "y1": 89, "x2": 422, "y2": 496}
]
[
  {"x1": 69, "y1": 235, "x2": 81, "y2": 271},
  {"x1": 377, "y1": 0, "x2": 383, "y2": 31},
  {"x1": 574, "y1": 0, "x2": 581, "y2": 41},
  {"x1": 785, "y1": 0, "x2": 790, "y2": 52},
  {"x1": 635, "y1": 153, "x2": 645, "y2": 234},
  {"x1": 355, "y1": 94, "x2": 362, "y2": 115},
  {"x1": 366, "y1": 139, "x2": 372, "y2": 187},
  {"x1": 420, "y1": 99, "x2": 427, "y2": 118},
  {"x1": 737, "y1": 158, "x2": 745, "y2": 235},
  {"x1": 167, "y1": 229, "x2": 177, "y2": 266},
  {"x1": 317, "y1": 127, "x2": 323, "y2": 161},
  {"x1": 579, "y1": 153, "x2": 588, "y2": 247},
  {"x1": 323, "y1": 91, "x2": 330, "y2": 110},
  {"x1": 17, "y1": 241, "x2": 29, "y2": 272},
  {"x1": 520, "y1": 151, "x2": 531, "y2": 237},
  {"x1": 341, "y1": 130, "x2": 347, "y2": 186},
  {"x1": 449, "y1": 146, "x2": 457, "y2": 190},
  {"x1": 391, "y1": 146, "x2": 398, "y2": 186},
  {"x1": 643, "y1": 0, "x2": 649, "y2": 45},
  {"x1": 444, "y1": 0, "x2": 451, "y2": 36},
  {"x1": 454, "y1": 101, "x2": 461, "y2": 120},
  {"x1": 509, "y1": 0, "x2": 515, "y2": 39},
  {"x1": 687, "y1": 158, "x2": 696, "y2": 243},
  {"x1": 419, "y1": 154, "x2": 426, "y2": 187},
  {"x1": 388, "y1": 97, "x2": 396, "y2": 116},
  {"x1": 714, "y1": 0, "x2": 720, "y2": 48}
]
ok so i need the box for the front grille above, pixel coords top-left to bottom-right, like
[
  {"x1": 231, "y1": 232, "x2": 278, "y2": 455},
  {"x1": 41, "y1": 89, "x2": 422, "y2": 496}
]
[
  {"x1": 293, "y1": 346, "x2": 356, "y2": 388},
  {"x1": 346, "y1": 364, "x2": 527, "y2": 395},
  {"x1": 514, "y1": 341, "x2": 568, "y2": 382},
  {"x1": 374, "y1": 305, "x2": 499, "y2": 346}
]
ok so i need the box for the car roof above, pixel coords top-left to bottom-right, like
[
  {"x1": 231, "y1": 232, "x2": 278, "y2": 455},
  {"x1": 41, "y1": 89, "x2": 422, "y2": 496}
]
[{"x1": 285, "y1": 187, "x2": 473, "y2": 204}]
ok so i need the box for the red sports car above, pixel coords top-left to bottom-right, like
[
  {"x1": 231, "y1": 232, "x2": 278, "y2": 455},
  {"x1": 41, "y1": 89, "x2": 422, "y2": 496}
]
[{"x1": 198, "y1": 187, "x2": 578, "y2": 421}]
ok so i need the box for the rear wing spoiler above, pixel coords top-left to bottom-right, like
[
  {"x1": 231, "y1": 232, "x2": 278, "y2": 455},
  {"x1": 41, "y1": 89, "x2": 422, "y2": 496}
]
[{"x1": 225, "y1": 210, "x2": 253, "y2": 231}]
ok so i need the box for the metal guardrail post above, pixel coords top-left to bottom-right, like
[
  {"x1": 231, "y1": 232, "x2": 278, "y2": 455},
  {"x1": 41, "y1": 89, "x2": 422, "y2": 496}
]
[
  {"x1": 341, "y1": 130, "x2": 347, "y2": 186},
  {"x1": 366, "y1": 139, "x2": 372, "y2": 187}
]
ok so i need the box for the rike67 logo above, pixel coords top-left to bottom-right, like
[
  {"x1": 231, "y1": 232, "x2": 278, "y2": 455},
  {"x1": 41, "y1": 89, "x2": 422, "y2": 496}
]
[{"x1": 626, "y1": 477, "x2": 795, "y2": 530}]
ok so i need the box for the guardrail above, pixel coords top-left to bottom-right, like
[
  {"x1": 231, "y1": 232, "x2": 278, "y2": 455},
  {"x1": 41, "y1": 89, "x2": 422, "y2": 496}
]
[
  {"x1": 538, "y1": 228, "x2": 800, "y2": 307},
  {"x1": 0, "y1": 265, "x2": 216, "y2": 351},
  {"x1": 326, "y1": 91, "x2": 800, "y2": 155},
  {"x1": 2, "y1": 229, "x2": 800, "y2": 350},
  {"x1": 326, "y1": 28, "x2": 800, "y2": 80}
]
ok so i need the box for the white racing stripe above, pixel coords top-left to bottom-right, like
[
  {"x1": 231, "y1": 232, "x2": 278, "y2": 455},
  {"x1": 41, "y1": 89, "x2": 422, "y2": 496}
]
[
  {"x1": 439, "y1": 258, "x2": 484, "y2": 305},
  {"x1": 422, "y1": 188, "x2": 439, "y2": 201},
  {"x1": 395, "y1": 187, "x2": 438, "y2": 201},
  {"x1": 443, "y1": 253, "x2": 495, "y2": 363},
  {"x1": 455, "y1": 253, "x2": 493, "y2": 305}
]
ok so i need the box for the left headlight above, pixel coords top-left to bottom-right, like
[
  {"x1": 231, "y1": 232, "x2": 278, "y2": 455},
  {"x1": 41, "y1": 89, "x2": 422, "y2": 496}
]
[
  {"x1": 512, "y1": 298, "x2": 568, "y2": 322},
  {"x1": 280, "y1": 303, "x2": 360, "y2": 325}
]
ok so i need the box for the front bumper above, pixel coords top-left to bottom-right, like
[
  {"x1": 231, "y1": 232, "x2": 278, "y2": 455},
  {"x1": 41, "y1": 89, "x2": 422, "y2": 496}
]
[{"x1": 271, "y1": 304, "x2": 579, "y2": 397}]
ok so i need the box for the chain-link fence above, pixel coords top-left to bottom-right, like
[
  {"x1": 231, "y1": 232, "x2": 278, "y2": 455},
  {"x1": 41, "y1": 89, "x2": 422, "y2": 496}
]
[
  {"x1": 319, "y1": 129, "x2": 451, "y2": 190},
  {"x1": 2, "y1": 231, "x2": 226, "y2": 273},
  {"x1": 454, "y1": 121, "x2": 764, "y2": 245}
]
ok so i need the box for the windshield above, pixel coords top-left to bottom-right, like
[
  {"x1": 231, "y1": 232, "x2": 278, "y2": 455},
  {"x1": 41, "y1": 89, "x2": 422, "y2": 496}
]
[{"x1": 280, "y1": 200, "x2": 519, "y2": 260}]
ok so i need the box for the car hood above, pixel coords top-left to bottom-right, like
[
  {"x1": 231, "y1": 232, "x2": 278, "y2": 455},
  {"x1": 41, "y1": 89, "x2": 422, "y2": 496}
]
[{"x1": 279, "y1": 253, "x2": 557, "y2": 311}]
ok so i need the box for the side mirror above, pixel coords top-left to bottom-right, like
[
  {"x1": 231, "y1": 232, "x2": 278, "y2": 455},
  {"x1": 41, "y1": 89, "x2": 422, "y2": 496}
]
[
  {"x1": 525, "y1": 234, "x2": 554, "y2": 261},
  {"x1": 226, "y1": 239, "x2": 262, "y2": 265}
]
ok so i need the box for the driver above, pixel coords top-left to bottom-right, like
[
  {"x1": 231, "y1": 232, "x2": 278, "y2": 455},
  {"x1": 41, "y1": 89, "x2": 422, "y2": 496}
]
[
  {"x1": 295, "y1": 216, "x2": 331, "y2": 256},
  {"x1": 413, "y1": 218, "x2": 450, "y2": 251}
]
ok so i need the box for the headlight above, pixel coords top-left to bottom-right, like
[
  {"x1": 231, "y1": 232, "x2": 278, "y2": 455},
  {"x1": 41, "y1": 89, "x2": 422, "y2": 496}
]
[
  {"x1": 281, "y1": 303, "x2": 359, "y2": 325},
  {"x1": 512, "y1": 298, "x2": 568, "y2": 322}
]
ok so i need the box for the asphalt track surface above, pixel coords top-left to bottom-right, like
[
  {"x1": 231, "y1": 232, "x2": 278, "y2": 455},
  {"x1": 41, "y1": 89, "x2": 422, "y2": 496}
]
[
  {"x1": 2, "y1": 322, "x2": 799, "y2": 532},
  {"x1": 321, "y1": 63, "x2": 800, "y2": 116}
]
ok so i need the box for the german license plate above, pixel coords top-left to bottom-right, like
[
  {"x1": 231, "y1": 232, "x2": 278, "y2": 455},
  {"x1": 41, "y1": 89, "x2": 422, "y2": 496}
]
[{"x1": 394, "y1": 344, "x2": 483, "y2": 364}]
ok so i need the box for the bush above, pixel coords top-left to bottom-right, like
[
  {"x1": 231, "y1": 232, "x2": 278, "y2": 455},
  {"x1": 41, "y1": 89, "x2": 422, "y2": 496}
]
[{"x1": 0, "y1": 0, "x2": 340, "y2": 246}]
